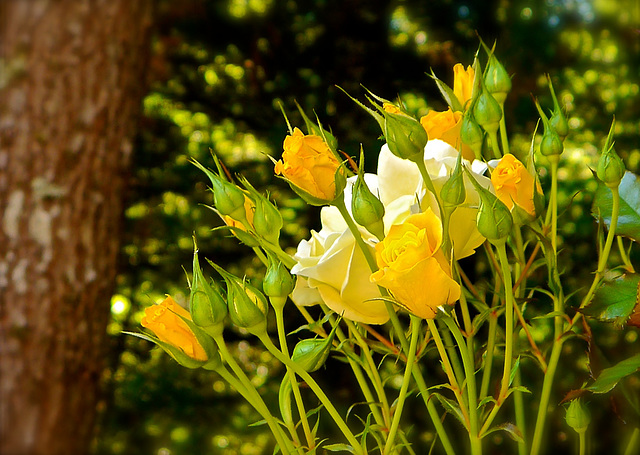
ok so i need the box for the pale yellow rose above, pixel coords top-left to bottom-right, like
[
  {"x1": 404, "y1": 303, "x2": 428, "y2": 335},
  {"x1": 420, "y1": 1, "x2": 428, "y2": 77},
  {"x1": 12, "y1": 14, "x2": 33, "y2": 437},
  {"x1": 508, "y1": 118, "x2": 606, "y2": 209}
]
[
  {"x1": 290, "y1": 178, "x2": 389, "y2": 323},
  {"x1": 274, "y1": 127, "x2": 341, "y2": 201},
  {"x1": 420, "y1": 108, "x2": 474, "y2": 161},
  {"x1": 377, "y1": 139, "x2": 490, "y2": 260},
  {"x1": 491, "y1": 153, "x2": 539, "y2": 217},
  {"x1": 370, "y1": 209, "x2": 460, "y2": 319},
  {"x1": 141, "y1": 296, "x2": 208, "y2": 361},
  {"x1": 453, "y1": 63, "x2": 475, "y2": 108}
]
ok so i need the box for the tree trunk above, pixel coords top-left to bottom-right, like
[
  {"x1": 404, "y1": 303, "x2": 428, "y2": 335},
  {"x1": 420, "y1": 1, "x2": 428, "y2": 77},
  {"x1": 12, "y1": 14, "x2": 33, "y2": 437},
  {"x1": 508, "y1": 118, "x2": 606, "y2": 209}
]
[{"x1": 0, "y1": 1, "x2": 154, "y2": 454}]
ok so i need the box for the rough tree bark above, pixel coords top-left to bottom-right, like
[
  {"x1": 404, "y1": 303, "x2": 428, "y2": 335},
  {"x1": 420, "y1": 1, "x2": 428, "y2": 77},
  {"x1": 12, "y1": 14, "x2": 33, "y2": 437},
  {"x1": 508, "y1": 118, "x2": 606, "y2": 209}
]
[{"x1": 0, "y1": 1, "x2": 154, "y2": 454}]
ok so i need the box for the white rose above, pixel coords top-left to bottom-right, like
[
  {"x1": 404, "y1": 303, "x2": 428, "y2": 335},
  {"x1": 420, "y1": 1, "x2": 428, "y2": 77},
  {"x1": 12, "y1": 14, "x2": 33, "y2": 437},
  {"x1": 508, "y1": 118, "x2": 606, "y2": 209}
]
[{"x1": 291, "y1": 174, "x2": 389, "y2": 324}]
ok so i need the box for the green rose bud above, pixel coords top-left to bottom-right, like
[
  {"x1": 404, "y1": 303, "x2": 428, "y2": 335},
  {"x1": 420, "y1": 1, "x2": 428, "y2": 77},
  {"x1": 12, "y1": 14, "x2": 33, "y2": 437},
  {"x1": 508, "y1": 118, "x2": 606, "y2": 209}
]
[
  {"x1": 383, "y1": 110, "x2": 428, "y2": 162},
  {"x1": 291, "y1": 321, "x2": 338, "y2": 372},
  {"x1": 547, "y1": 76, "x2": 569, "y2": 140},
  {"x1": 540, "y1": 129, "x2": 564, "y2": 157},
  {"x1": 473, "y1": 89, "x2": 502, "y2": 136},
  {"x1": 209, "y1": 262, "x2": 268, "y2": 335},
  {"x1": 192, "y1": 159, "x2": 247, "y2": 220},
  {"x1": 597, "y1": 120, "x2": 625, "y2": 188},
  {"x1": 484, "y1": 54, "x2": 511, "y2": 107},
  {"x1": 565, "y1": 399, "x2": 590, "y2": 434},
  {"x1": 189, "y1": 240, "x2": 227, "y2": 337},
  {"x1": 460, "y1": 110, "x2": 484, "y2": 161},
  {"x1": 263, "y1": 259, "x2": 295, "y2": 302},
  {"x1": 351, "y1": 151, "x2": 385, "y2": 240},
  {"x1": 440, "y1": 152, "x2": 466, "y2": 208},
  {"x1": 466, "y1": 167, "x2": 513, "y2": 243}
]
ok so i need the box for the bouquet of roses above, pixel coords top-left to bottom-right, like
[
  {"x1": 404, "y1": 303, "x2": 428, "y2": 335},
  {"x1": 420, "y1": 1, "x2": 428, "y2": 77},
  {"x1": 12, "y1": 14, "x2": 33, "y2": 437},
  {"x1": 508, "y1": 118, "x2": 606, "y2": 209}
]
[{"x1": 129, "y1": 44, "x2": 640, "y2": 455}]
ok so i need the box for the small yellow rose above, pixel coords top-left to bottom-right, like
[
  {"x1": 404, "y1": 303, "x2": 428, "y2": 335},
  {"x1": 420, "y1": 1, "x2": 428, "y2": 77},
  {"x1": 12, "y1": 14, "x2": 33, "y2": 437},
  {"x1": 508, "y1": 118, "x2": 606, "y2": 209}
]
[
  {"x1": 274, "y1": 127, "x2": 341, "y2": 201},
  {"x1": 453, "y1": 63, "x2": 475, "y2": 108},
  {"x1": 420, "y1": 109, "x2": 474, "y2": 161},
  {"x1": 370, "y1": 209, "x2": 461, "y2": 319},
  {"x1": 141, "y1": 296, "x2": 208, "y2": 361},
  {"x1": 491, "y1": 153, "x2": 538, "y2": 217}
]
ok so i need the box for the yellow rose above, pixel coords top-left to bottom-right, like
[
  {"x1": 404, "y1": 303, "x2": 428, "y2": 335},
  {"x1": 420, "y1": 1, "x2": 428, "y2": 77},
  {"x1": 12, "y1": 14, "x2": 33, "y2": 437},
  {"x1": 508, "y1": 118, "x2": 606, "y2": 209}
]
[
  {"x1": 491, "y1": 153, "x2": 538, "y2": 217},
  {"x1": 453, "y1": 63, "x2": 475, "y2": 108},
  {"x1": 370, "y1": 209, "x2": 460, "y2": 319},
  {"x1": 141, "y1": 296, "x2": 208, "y2": 361},
  {"x1": 420, "y1": 108, "x2": 474, "y2": 161},
  {"x1": 274, "y1": 127, "x2": 341, "y2": 202}
]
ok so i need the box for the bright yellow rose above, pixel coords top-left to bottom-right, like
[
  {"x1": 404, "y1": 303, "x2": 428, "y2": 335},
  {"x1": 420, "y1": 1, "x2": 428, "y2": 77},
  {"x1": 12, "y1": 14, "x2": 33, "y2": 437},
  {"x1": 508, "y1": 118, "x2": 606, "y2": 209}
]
[
  {"x1": 491, "y1": 153, "x2": 538, "y2": 217},
  {"x1": 453, "y1": 63, "x2": 475, "y2": 108},
  {"x1": 275, "y1": 127, "x2": 341, "y2": 202},
  {"x1": 420, "y1": 108, "x2": 474, "y2": 161},
  {"x1": 141, "y1": 296, "x2": 208, "y2": 361},
  {"x1": 370, "y1": 209, "x2": 461, "y2": 319}
]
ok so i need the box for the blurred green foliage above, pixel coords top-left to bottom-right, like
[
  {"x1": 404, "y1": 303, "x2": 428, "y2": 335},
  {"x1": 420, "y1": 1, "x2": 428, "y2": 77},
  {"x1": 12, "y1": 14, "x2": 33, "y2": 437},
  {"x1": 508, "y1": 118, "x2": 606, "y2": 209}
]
[{"x1": 93, "y1": 1, "x2": 640, "y2": 454}]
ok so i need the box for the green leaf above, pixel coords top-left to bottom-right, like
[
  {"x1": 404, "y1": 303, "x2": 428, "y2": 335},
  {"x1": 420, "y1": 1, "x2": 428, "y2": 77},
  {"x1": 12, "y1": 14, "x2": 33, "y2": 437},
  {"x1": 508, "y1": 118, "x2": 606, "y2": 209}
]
[
  {"x1": 587, "y1": 353, "x2": 640, "y2": 394},
  {"x1": 482, "y1": 423, "x2": 524, "y2": 443},
  {"x1": 434, "y1": 393, "x2": 468, "y2": 429},
  {"x1": 583, "y1": 273, "x2": 640, "y2": 326},
  {"x1": 323, "y1": 443, "x2": 355, "y2": 453},
  {"x1": 593, "y1": 171, "x2": 640, "y2": 242}
]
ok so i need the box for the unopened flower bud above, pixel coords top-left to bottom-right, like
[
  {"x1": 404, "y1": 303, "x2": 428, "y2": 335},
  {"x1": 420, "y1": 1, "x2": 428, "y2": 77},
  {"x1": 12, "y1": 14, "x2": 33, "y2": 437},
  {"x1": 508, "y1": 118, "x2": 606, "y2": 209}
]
[
  {"x1": 466, "y1": 167, "x2": 513, "y2": 243},
  {"x1": 440, "y1": 153, "x2": 466, "y2": 208},
  {"x1": 565, "y1": 399, "x2": 590, "y2": 434},
  {"x1": 550, "y1": 110, "x2": 569, "y2": 141},
  {"x1": 263, "y1": 259, "x2": 295, "y2": 302},
  {"x1": 192, "y1": 159, "x2": 247, "y2": 219},
  {"x1": 473, "y1": 89, "x2": 502, "y2": 136},
  {"x1": 383, "y1": 110, "x2": 428, "y2": 162},
  {"x1": 210, "y1": 262, "x2": 269, "y2": 335},
  {"x1": 190, "y1": 242, "x2": 227, "y2": 337},
  {"x1": 138, "y1": 296, "x2": 221, "y2": 370},
  {"x1": 351, "y1": 169, "x2": 385, "y2": 240},
  {"x1": 253, "y1": 196, "x2": 283, "y2": 244},
  {"x1": 460, "y1": 111, "x2": 484, "y2": 160},
  {"x1": 597, "y1": 146, "x2": 625, "y2": 188},
  {"x1": 547, "y1": 76, "x2": 569, "y2": 141},
  {"x1": 484, "y1": 54, "x2": 511, "y2": 107},
  {"x1": 539, "y1": 129, "x2": 563, "y2": 157},
  {"x1": 291, "y1": 322, "x2": 338, "y2": 372},
  {"x1": 597, "y1": 120, "x2": 624, "y2": 188}
]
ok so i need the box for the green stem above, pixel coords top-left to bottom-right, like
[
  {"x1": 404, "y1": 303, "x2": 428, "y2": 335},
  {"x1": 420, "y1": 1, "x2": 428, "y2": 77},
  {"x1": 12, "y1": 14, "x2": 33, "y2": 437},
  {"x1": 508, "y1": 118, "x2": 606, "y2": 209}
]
[
  {"x1": 578, "y1": 184, "x2": 620, "y2": 312},
  {"x1": 384, "y1": 316, "x2": 421, "y2": 455},
  {"x1": 257, "y1": 332, "x2": 365, "y2": 454},
  {"x1": 344, "y1": 319, "x2": 391, "y2": 426},
  {"x1": 442, "y1": 316, "x2": 482, "y2": 455},
  {"x1": 479, "y1": 310, "x2": 498, "y2": 401},
  {"x1": 499, "y1": 109, "x2": 510, "y2": 156},
  {"x1": 488, "y1": 130, "x2": 502, "y2": 159},
  {"x1": 529, "y1": 292, "x2": 564, "y2": 455},
  {"x1": 440, "y1": 319, "x2": 465, "y2": 387},
  {"x1": 480, "y1": 242, "x2": 515, "y2": 435},
  {"x1": 275, "y1": 306, "x2": 314, "y2": 449},
  {"x1": 548, "y1": 155, "x2": 560, "y2": 254},
  {"x1": 217, "y1": 365, "x2": 295, "y2": 455},
  {"x1": 427, "y1": 319, "x2": 470, "y2": 428},
  {"x1": 579, "y1": 431, "x2": 586, "y2": 455},
  {"x1": 335, "y1": 196, "x2": 455, "y2": 454}
]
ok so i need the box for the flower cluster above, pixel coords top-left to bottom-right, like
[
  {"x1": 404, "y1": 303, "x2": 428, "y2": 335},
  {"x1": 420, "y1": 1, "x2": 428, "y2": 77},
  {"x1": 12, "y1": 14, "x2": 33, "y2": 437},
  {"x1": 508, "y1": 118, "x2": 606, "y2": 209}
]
[{"x1": 132, "y1": 48, "x2": 638, "y2": 455}]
